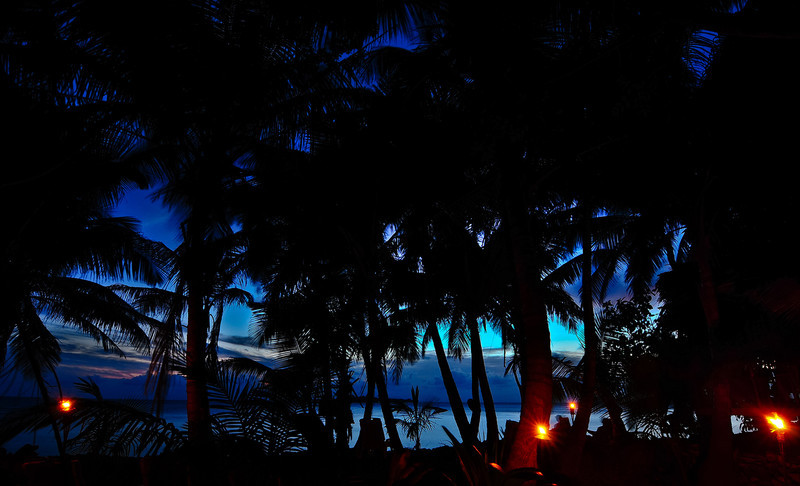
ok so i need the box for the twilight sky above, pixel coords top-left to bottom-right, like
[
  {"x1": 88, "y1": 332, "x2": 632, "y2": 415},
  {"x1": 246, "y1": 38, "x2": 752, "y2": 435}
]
[
  {"x1": 2, "y1": 187, "x2": 587, "y2": 403},
  {"x1": 110, "y1": 187, "x2": 588, "y2": 348},
  {"x1": 1, "y1": 324, "x2": 582, "y2": 404}
]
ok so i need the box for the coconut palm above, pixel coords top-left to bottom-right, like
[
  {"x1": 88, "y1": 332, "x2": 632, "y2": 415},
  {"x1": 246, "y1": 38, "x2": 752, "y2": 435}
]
[
  {"x1": 246, "y1": 164, "x2": 417, "y2": 451},
  {"x1": 392, "y1": 386, "x2": 446, "y2": 450},
  {"x1": 111, "y1": 1, "x2": 440, "y2": 459},
  {"x1": 250, "y1": 270, "x2": 362, "y2": 449},
  {"x1": 110, "y1": 238, "x2": 253, "y2": 409},
  {"x1": 1, "y1": 2, "x2": 170, "y2": 457}
]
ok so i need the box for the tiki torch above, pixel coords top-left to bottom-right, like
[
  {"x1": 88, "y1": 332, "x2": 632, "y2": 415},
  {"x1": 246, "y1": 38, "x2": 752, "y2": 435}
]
[
  {"x1": 58, "y1": 398, "x2": 75, "y2": 450},
  {"x1": 768, "y1": 412, "x2": 786, "y2": 456},
  {"x1": 536, "y1": 425, "x2": 549, "y2": 440}
]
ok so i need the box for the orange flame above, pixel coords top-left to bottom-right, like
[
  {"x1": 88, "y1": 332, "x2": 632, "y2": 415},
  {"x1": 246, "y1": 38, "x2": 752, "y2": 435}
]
[
  {"x1": 569, "y1": 402, "x2": 577, "y2": 411},
  {"x1": 58, "y1": 399, "x2": 73, "y2": 413},
  {"x1": 536, "y1": 425, "x2": 549, "y2": 440},
  {"x1": 767, "y1": 412, "x2": 786, "y2": 431}
]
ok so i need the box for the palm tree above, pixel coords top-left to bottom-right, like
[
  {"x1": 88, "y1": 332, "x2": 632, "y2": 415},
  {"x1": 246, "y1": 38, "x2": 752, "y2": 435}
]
[
  {"x1": 113, "y1": 1, "x2": 439, "y2": 459},
  {"x1": 110, "y1": 238, "x2": 252, "y2": 409},
  {"x1": 250, "y1": 270, "x2": 361, "y2": 449},
  {"x1": 392, "y1": 386, "x2": 446, "y2": 450},
  {"x1": 390, "y1": 210, "x2": 506, "y2": 448},
  {"x1": 2, "y1": 2, "x2": 169, "y2": 456},
  {"x1": 246, "y1": 165, "x2": 415, "y2": 451}
]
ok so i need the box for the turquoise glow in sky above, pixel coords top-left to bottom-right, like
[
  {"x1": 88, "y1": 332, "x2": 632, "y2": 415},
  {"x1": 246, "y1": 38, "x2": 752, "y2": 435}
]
[{"x1": 113, "y1": 188, "x2": 584, "y2": 356}]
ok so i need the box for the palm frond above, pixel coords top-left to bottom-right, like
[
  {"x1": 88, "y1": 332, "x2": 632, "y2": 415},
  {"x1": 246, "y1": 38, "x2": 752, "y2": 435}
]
[
  {"x1": 7, "y1": 307, "x2": 61, "y2": 381},
  {"x1": 67, "y1": 398, "x2": 184, "y2": 456},
  {"x1": 208, "y1": 359, "x2": 306, "y2": 454},
  {"x1": 35, "y1": 277, "x2": 151, "y2": 355}
]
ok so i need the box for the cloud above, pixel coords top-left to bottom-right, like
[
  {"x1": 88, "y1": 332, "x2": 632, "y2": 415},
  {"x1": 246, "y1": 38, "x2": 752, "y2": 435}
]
[
  {"x1": 216, "y1": 339, "x2": 281, "y2": 366},
  {"x1": 3, "y1": 324, "x2": 578, "y2": 406}
]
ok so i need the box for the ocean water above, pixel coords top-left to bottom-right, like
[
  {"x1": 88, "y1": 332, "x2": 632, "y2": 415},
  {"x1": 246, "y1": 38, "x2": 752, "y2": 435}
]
[
  {"x1": 352, "y1": 401, "x2": 605, "y2": 450},
  {"x1": 0, "y1": 398, "x2": 602, "y2": 456}
]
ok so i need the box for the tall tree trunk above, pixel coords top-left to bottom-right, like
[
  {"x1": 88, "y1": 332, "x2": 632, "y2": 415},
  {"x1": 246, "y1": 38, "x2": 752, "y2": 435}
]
[
  {"x1": 695, "y1": 228, "x2": 735, "y2": 486},
  {"x1": 322, "y1": 356, "x2": 335, "y2": 447},
  {"x1": 335, "y1": 364, "x2": 352, "y2": 449},
  {"x1": 365, "y1": 295, "x2": 403, "y2": 450},
  {"x1": 361, "y1": 348, "x2": 375, "y2": 421},
  {"x1": 374, "y1": 359, "x2": 403, "y2": 450},
  {"x1": 185, "y1": 286, "x2": 211, "y2": 445},
  {"x1": 505, "y1": 281, "x2": 552, "y2": 471},
  {"x1": 470, "y1": 353, "x2": 481, "y2": 440},
  {"x1": 503, "y1": 185, "x2": 552, "y2": 471},
  {"x1": 427, "y1": 321, "x2": 473, "y2": 444},
  {"x1": 361, "y1": 334, "x2": 403, "y2": 450},
  {"x1": 468, "y1": 315, "x2": 498, "y2": 449},
  {"x1": 185, "y1": 283, "x2": 214, "y2": 486},
  {"x1": 561, "y1": 203, "x2": 598, "y2": 474}
]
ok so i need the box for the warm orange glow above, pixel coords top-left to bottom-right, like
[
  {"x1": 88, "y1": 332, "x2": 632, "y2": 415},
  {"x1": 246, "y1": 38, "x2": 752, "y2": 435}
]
[
  {"x1": 569, "y1": 402, "x2": 577, "y2": 410},
  {"x1": 58, "y1": 399, "x2": 73, "y2": 413},
  {"x1": 536, "y1": 425, "x2": 549, "y2": 440},
  {"x1": 768, "y1": 412, "x2": 786, "y2": 431}
]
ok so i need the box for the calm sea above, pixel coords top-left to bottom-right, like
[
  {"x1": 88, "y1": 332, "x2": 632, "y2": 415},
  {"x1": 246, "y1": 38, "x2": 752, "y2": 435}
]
[{"x1": 0, "y1": 397, "x2": 603, "y2": 456}]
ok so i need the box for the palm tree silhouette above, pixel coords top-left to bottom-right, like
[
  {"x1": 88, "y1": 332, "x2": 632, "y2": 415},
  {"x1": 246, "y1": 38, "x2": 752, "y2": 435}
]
[
  {"x1": 2, "y1": 2, "x2": 168, "y2": 456},
  {"x1": 392, "y1": 386, "x2": 446, "y2": 450}
]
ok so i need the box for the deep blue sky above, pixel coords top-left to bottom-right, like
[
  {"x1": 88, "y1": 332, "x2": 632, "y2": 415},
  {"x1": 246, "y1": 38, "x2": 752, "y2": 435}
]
[{"x1": 111, "y1": 187, "x2": 586, "y2": 354}]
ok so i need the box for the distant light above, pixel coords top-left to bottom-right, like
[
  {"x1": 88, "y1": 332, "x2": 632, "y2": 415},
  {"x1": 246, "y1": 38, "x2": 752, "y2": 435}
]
[
  {"x1": 768, "y1": 412, "x2": 786, "y2": 431},
  {"x1": 569, "y1": 402, "x2": 577, "y2": 411},
  {"x1": 536, "y1": 425, "x2": 549, "y2": 440},
  {"x1": 58, "y1": 399, "x2": 73, "y2": 413}
]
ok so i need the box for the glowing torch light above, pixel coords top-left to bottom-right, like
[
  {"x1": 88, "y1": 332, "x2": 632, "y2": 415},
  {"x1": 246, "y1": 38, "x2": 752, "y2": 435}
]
[
  {"x1": 536, "y1": 425, "x2": 549, "y2": 440},
  {"x1": 569, "y1": 401, "x2": 577, "y2": 423},
  {"x1": 768, "y1": 412, "x2": 786, "y2": 433},
  {"x1": 767, "y1": 412, "x2": 787, "y2": 461},
  {"x1": 58, "y1": 399, "x2": 73, "y2": 413}
]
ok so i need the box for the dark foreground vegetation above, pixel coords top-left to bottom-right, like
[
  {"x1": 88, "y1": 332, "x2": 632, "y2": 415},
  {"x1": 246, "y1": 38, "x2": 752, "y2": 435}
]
[
  {"x1": 2, "y1": 431, "x2": 800, "y2": 486},
  {"x1": 4, "y1": 1, "x2": 800, "y2": 485}
]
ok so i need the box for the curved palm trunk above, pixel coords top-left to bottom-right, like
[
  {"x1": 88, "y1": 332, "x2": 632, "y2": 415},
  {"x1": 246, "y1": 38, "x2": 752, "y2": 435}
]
[
  {"x1": 363, "y1": 379, "x2": 376, "y2": 420},
  {"x1": 360, "y1": 344, "x2": 375, "y2": 420},
  {"x1": 322, "y1": 362, "x2": 335, "y2": 447},
  {"x1": 468, "y1": 316, "x2": 498, "y2": 448},
  {"x1": 360, "y1": 334, "x2": 402, "y2": 450},
  {"x1": 503, "y1": 187, "x2": 552, "y2": 471},
  {"x1": 562, "y1": 205, "x2": 598, "y2": 474},
  {"x1": 335, "y1": 363, "x2": 352, "y2": 449},
  {"x1": 26, "y1": 355, "x2": 65, "y2": 457},
  {"x1": 374, "y1": 360, "x2": 403, "y2": 450},
  {"x1": 362, "y1": 348, "x2": 403, "y2": 449},
  {"x1": 20, "y1": 306, "x2": 65, "y2": 456},
  {"x1": 470, "y1": 356, "x2": 481, "y2": 439},
  {"x1": 427, "y1": 321, "x2": 473, "y2": 444},
  {"x1": 365, "y1": 296, "x2": 403, "y2": 450}
]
